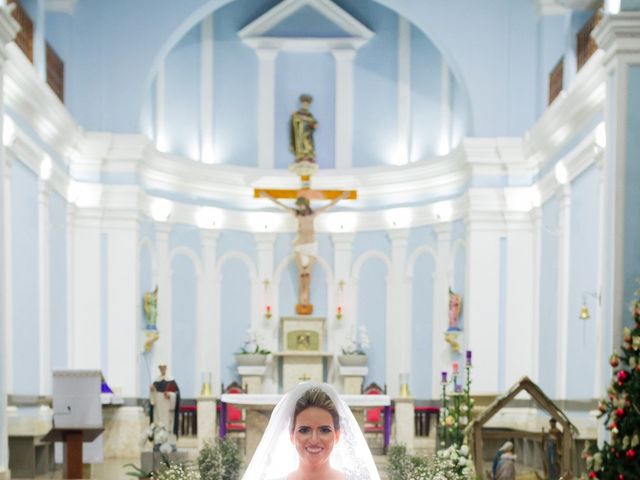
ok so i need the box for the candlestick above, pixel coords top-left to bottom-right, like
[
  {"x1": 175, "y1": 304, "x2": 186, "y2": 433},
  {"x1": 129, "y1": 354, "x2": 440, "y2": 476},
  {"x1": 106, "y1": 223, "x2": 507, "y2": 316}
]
[
  {"x1": 441, "y1": 371, "x2": 448, "y2": 383},
  {"x1": 466, "y1": 350, "x2": 472, "y2": 366},
  {"x1": 452, "y1": 361, "x2": 459, "y2": 374}
]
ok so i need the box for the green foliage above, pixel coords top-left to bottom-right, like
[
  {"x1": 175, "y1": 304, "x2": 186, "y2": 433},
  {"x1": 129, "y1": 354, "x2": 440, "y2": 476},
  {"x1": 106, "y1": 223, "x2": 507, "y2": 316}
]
[
  {"x1": 197, "y1": 439, "x2": 242, "y2": 480},
  {"x1": 580, "y1": 296, "x2": 640, "y2": 480}
]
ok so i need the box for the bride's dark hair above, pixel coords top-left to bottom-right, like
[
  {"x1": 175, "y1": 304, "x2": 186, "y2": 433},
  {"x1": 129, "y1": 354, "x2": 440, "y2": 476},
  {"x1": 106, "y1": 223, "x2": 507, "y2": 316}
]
[{"x1": 291, "y1": 387, "x2": 340, "y2": 433}]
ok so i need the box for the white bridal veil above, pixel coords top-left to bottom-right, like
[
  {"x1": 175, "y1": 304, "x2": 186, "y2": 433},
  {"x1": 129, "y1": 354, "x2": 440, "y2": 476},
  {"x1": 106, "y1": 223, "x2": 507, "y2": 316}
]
[{"x1": 241, "y1": 382, "x2": 381, "y2": 480}]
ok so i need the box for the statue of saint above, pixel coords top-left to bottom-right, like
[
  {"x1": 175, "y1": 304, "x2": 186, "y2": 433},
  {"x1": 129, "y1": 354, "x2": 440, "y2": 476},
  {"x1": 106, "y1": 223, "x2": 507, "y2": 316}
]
[
  {"x1": 290, "y1": 94, "x2": 317, "y2": 163},
  {"x1": 149, "y1": 363, "x2": 181, "y2": 449},
  {"x1": 261, "y1": 192, "x2": 348, "y2": 313},
  {"x1": 143, "y1": 286, "x2": 158, "y2": 330}
]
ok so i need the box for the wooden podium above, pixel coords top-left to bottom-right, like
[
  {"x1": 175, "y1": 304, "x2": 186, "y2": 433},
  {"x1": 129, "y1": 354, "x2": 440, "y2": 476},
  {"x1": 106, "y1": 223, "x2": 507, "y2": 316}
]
[{"x1": 42, "y1": 428, "x2": 103, "y2": 479}]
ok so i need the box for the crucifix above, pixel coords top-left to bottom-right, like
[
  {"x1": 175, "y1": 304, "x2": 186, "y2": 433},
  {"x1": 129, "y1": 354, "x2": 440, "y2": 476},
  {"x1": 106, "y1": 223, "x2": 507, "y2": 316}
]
[{"x1": 255, "y1": 94, "x2": 356, "y2": 315}]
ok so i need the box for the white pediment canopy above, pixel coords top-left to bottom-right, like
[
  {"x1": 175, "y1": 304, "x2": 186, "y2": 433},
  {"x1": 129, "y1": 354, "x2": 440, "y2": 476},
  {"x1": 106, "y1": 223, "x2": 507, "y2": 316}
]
[{"x1": 239, "y1": 0, "x2": 374, "y2": 52}]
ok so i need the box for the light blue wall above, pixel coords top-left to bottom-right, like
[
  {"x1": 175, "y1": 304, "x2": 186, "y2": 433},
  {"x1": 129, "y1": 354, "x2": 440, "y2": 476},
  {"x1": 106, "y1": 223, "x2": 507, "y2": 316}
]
[
  {"x1": 274, "y1": 52, "x2": 335, "y2": 169},
  {"x1": 538, "y1": 196, "x2": 559, "y2": 396},
  {"x1": 566, "y1": 166, "x2": 598, "y2": 398},
  {"x1": 171, "y1": 254, "x2": 198, "y2": 398},
  {"x1": 217, "y1": 230, "x2": 256, "y2": 263},
  {"x1": 49, "y1": 192, "x2": 67, "y2": 370},
  {"x1": 170, "y1": 224, "x2": 202, "y2": 257},
  {"x1": 211, "y1": 0, "x2": 259, "y2": 166},
  {"x1": 622, "y1": 66, "x2": 640, "y2": 329},
  {"x1": 411, "y1": 252, "x2": 435, "y2": 398},
  {"x1": 220, "y1": 259, "x2": 252, "y2": 387},
  {"x1": 357, "y1": 258, "x2": 387, "y2": 387},
  {"x1": 537, "y1": 15, "x2": 565, "y2": 113},
  {"x1": 11, "y1": 162, "x2": 40, "y2": 395},
  {"x1": 164, "y1": 24, "x2": 201, "y2": 160},
  {"x1": 265, "y1": 5, "x2": 350, "y2": 37}
]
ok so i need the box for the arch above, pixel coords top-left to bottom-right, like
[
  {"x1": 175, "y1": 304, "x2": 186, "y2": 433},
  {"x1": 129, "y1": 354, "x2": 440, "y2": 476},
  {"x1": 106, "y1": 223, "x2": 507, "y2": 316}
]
[
  {"x1": 215, "y1": 250, "x2": 258, "y2": 280},
  {"x1": 351, "y1": 251, "x2": 391, "y2": 280},
  {"x1": 406, "y1": 245, "x2": 438, "y2": 279},
  {"x1": 142, "y1": 0, "x2": 474, "y2": 135},
  {"x1": 169, "y1": 246, "x2": 203, "y2": 277}
]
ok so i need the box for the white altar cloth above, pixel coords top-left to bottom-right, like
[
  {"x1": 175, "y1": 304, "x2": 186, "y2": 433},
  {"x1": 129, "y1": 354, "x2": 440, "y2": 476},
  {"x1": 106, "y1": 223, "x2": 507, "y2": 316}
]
[{"x1": 220, "y1": 393, "x2": 391, "y2": 407}]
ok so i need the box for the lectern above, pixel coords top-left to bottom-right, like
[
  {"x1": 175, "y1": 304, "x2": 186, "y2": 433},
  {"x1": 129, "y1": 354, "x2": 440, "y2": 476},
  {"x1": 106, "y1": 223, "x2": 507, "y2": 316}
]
[{"x1": 43, "y1": 370, "x2": 104, "y2": 479}]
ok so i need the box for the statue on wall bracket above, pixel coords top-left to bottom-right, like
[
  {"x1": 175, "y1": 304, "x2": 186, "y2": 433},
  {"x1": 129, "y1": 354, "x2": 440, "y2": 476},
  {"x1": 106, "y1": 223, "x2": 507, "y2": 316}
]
[
  {"x1": 143, "y1": 286, "x2": 160, "y2": 352},
  {"x1": 444, "y1": 287, "x2": 463, "y2": 353},
  {"x1": 255, "y1": 94, "x2": 357, "y2": 315}
]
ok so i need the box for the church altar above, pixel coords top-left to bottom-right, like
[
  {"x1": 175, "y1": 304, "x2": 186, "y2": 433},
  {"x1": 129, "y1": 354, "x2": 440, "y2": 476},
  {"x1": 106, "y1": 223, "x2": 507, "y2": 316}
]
[{"x1": 219, "y1": 393, "x2": 392, "y2": 454}]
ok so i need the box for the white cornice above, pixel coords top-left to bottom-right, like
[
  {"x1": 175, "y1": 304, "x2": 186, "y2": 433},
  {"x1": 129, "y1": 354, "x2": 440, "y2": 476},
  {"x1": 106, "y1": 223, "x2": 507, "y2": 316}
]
[
  {"x1": 592, "y1": 12, "x2": 640, "y2": 66},
  {"x1": 0, "y1": 6, "x2": 19, "y2": 48},
  {"x1": 242, "y1": 37, "x2": 368, "y2": 52}
]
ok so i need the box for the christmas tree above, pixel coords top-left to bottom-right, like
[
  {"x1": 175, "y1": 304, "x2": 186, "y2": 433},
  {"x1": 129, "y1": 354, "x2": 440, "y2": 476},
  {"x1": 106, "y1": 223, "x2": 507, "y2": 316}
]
[{"x1": 582, "y1": 298, "x2": 640, "y2": 480}]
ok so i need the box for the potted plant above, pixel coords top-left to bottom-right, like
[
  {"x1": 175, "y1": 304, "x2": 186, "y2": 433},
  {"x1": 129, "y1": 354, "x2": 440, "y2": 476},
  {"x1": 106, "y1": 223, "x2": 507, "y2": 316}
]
[
  {"x1": 338, "y1": 325, "x2": 370, "y2": 366},
  {"x1": 234, "y1": 328, "x2": 271, "y2": 366}
]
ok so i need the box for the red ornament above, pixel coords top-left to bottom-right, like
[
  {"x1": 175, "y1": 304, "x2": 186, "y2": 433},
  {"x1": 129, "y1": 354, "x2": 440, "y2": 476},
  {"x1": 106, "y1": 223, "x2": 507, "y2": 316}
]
[
  {"x1": 615, "y1": 408, "x2": 625, "y2": 418},
  {"x1": 619, "y1": 475, "x2": 624, "y2": 480},
  {"x1": 610, "y1": 354, "x2": 620, "y2": 367},
  {"x1": 617, "y1": 370, "x2": 629, "y2": 384},
  {"x1": 626, "y1": 448, "x2": 637, "y2": 460},
  {"x1": 588, "y1": 472, "x2": 597, "y2": 479},
  {"x1": 608, "y1": 421, "x2": 617, "y2": 431}
]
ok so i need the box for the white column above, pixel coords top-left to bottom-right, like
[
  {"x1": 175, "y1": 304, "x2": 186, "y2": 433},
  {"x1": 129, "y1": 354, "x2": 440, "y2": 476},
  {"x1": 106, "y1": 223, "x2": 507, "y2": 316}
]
[
  {"x1": 256, "y1": 48, "x2": 278, "y2": 169},
  {"x1": 530, "y1": 207, "x2": 542, "y2": 383},
  {"x1": 155, "y1": 62, "x2": 166, "y2": 151},
  {"x1": 397, "y1": 16, "x2": 411, "y2": 164},
  {"x1": 555, "y1": 185, "x2": 571, "y2": 398},
  {"x1": 38, "y1": 182, "x2": 51, "y2": 394},
  {"x1": 105, "y1": 218, "x2": 140, "y2": 396},
  {"x1": 331, "y1": 233, "x2": 354, "y2": 345},
  {"x1": 0, "y1": 10, "x2": 18, "y2": 474},
  {"x1": 3, "y1": 155, "x2": 13, "y2": 395},
  {"x1": 198, "y1": 231, "x2": 219, "y2": 395},
  {"x1": 253, "y1": 232, "x2": 276, "y2": 391},
  {"x1": 154, "y1": 224, "x2": 172, "y2": 367},
  {"x1": 332, "y1": 49, "x2": 356, "y2": 169},
  {"x1": 65, "y1": 204, "x2": 75, "y2": 367},
  {"x1": 594, "y1": 155, "x2": 606, "y2": 396},
  {"x1": 465, "y1": 215, "x2": 503, "y2": 393},
  {"x1": 254, "y1": 232, "x2": 276, "y2": 317},
  {"x1": 387, "y1": 229, "x2": 410, "y2": 396},
  {"x1": 433, "y1": 224, "x2": 451, "y2": 395},
  {"x1": 200, "y1": 13, "x2": 215, "y2": 164},
  {"x1": 70, "y1": 210, "x2": 102, "y2": 369},
  {"x1": 504, "y1": 216, "x2": 534, "y2": 386}
]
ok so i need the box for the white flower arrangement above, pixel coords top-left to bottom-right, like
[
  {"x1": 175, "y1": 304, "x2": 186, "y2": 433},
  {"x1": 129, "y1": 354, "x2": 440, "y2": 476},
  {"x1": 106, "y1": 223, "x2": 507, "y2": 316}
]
[
  {"x1": 151, "y1": 463, "x2": 201, "y2": 480},
  {"x1": 238, "y1": 328, "x2": 271, "y2": 355},
  {"x1": 388, "y1": 443, "x2": 475, "y2": 480},
  {"x1": 140, "y1": 422, "x2": 173, "y2": 454},
  {"x1": 341, "y1": 325, "x2": 371, "y2": 355}
]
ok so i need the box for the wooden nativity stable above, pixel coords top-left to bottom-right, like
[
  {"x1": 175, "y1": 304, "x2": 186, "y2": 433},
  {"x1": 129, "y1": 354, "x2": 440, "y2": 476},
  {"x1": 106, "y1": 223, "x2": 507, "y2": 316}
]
[{"x1": 465, "y1": 376, "x2": 579, "y2": 479}]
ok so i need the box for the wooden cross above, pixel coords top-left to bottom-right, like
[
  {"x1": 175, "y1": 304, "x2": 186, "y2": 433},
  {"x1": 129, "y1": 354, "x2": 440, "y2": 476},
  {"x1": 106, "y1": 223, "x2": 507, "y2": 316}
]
[
  {"x1": 254, "y1": 174, "x2": 357, "y2": 202},
  {"x1": 298, "y1": 372, "x2": 311, "y2": 382}
]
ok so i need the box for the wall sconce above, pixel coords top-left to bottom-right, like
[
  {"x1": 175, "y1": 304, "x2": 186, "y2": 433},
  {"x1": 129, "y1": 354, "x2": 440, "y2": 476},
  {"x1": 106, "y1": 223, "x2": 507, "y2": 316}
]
[
  {"x1": 336, "y1": 305, "x2": 343, "y2": 321},
  {"x1": 579, "y1": 291, "x2": 599, "y2": 320},
  {"x1": 263, "y1": 279, "x2": 272, "y2": 319},
  {"x1": 336, "y1": 280, "x2": 345, "y2": 320},
  {"x1": 265, "y1": 305, "x2": 272, "y2": 320}
]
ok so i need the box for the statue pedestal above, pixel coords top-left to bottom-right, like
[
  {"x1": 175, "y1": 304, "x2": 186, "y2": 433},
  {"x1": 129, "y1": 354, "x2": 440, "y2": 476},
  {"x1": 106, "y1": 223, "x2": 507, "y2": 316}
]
[
  {"x1": 394, "y1": 397, "x2": 415, "y2": 452},
  {"x1": 196, "y1": 396, "x2": 217, "y2": 450},
  {"x1": 338, "y1": 366, "x2": 368, "y2": 394},
  {"x1": 238, "y1": 366, "x2": 267, "y2": 393}
]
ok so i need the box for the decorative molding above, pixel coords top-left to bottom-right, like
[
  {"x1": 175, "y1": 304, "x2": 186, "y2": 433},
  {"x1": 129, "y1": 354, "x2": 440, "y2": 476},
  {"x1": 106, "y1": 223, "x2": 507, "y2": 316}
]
[{"x1": 239, "y1": 0, "x2": 373, "y2": 41}]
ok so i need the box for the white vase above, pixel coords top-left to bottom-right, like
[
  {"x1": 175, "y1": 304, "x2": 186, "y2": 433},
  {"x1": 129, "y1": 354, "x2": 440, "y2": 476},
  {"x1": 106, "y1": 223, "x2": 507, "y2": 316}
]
[
  {"x1": 338, "y1": 354, "x2": 368, "y2": 367},
  {"x1": 234, "y1": 353, "x2": 268, "y2": 366}
]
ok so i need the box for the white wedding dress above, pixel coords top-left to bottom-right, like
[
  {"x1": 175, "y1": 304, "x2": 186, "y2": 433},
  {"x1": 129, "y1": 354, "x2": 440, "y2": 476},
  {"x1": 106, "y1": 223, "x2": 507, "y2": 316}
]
[{"x1": 241, "y1": 382, "x2": 380, "y2": 480}]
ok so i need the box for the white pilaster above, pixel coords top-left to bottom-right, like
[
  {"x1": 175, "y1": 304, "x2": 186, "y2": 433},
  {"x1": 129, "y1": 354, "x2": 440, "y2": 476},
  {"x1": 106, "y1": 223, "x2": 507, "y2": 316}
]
[
  {"x1": 105, "y1": 218, "x2": 140, "y2": 396},
  {"x1": 332, "y1": 49, "x2": 356, "y2": 169},
  {"x1": 555, "y1": 185, "x2": 571, "y2": 398},
  {"x1": 433, "y1": 223, "x2": 452, "y2": 395},
  {"x1": 331, "y1": 233, "x2": 355, "y2": 387},
  {"x1": 256, "y1": 49, "x2": 277, "y2": 169},
  {"x1": 253, "y1": 232, "x2": 276, "y2": 392},
  {"x1": 504, "y1": 215, "x2": 534, "y2": 386},
  {"x1": 3, "y1": 154, "x2": 12, "y2": 395},
  {"x1": 154, "y1": 224, "x2": 172, "y2": 367},
  {"x1": 387, "y1": 229, "x2": 410, "y2": 396},
  {"x1": 594, "y1": 155, "x2": 606, "y2": 396},
  {"x1": 70, "y1": 210, "x2": 102, "y2": 369},
  {"x1": 65, "y1": 204, "x2": 75, "y2": 367},
  {"x1": 200, "y1": 14, "x2": 215, "y2": 164},
  {"x1": 439, "y1": 58, "x2": 451, "y2": 155},
  {"x1": 0, "y1": 10, "x2": 18, "y2": 474},
  {"x1": 530, "y1": 207, "x2": 542, "y2": 383},
  {"x1": 465, "y1": 215, "x2": 503, "y2": 393},
  {"x1": 397, "y1": 16, "x2": 411, "y2": 165},
  {"x1": 38, "y1": 181, "x2": 51, "y2": 394},
  {"x1": 198, "y1": 231, "x2": 219, "y2": 395},
  {"x1": 155, "y1": 62, "x2": 166, "y2": 151}
]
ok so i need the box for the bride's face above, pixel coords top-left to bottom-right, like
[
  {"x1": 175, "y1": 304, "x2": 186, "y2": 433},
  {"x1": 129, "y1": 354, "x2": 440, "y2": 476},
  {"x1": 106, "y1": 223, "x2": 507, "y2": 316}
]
[{"x1": 291, "y1": 407, "x2": 340, "y2": 467}]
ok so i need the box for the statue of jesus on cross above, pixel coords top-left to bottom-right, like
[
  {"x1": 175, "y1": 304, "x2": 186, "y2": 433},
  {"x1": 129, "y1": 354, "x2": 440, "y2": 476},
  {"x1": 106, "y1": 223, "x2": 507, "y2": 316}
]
[{"x1": 255, "y1": 94, "x2": 356, "y2": 315}]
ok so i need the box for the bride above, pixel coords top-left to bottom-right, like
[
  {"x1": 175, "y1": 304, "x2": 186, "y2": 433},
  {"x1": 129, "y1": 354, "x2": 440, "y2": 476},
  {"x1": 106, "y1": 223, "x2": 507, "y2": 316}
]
[{"x1": 241, "y1": 382, "x2": 381, "y2": 480}]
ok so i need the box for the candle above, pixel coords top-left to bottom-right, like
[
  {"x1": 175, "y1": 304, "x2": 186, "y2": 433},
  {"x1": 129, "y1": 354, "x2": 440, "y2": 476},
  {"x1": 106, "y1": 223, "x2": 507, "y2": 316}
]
[
  {"x1": 466, "y1": 350, "x2": 472, "y2": 366},
  {"x1": 441, "y1": 371, "x2": 448, "y2": 383},
  {"x1": 452, "y1": 362, "x2": 459, "y2": 374}
]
